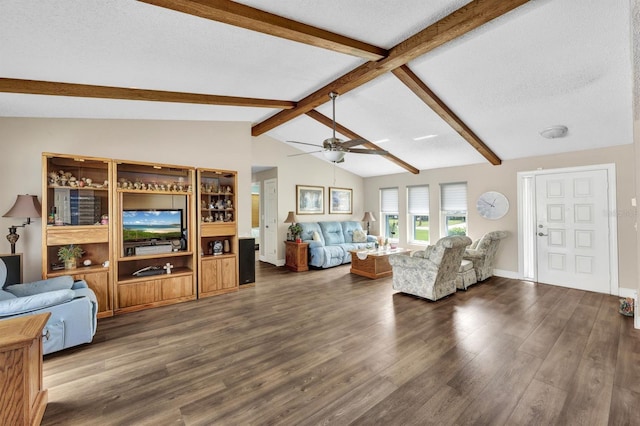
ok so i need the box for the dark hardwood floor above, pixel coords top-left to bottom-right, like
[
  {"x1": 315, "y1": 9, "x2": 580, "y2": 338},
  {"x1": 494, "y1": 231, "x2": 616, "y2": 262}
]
[{"x1": 42, "y1": 261, "x2": 640, "y2": 425}]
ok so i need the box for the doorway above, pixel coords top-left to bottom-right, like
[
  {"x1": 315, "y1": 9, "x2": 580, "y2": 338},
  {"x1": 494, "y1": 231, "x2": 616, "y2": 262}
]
[{"x1": 518, "y1": 164, "x2": 618, "y2": 294}]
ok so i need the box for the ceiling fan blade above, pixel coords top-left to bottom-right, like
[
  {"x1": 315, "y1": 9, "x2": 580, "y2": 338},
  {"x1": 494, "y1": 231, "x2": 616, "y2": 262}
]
[
  {"x1": 346, "y1": 148, "x2": 389, "y2": 155},
  {"x1": 339, "y1": 138, "x2": 367, "y2": 148},
  {"x1": 287, "y1": 150, "x2": 323, "y2": 157},
  {"x1": 287, "y1": 140, "x2": 323, "y2": 148}
]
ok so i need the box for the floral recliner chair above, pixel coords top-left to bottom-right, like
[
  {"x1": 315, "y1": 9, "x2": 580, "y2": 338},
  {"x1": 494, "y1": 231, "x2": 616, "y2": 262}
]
[
  {"x1": 463, "y1": 230, "x2": 508, "y2": 281},
  {"x1": 389, "y1": 235, "x2": 472, "y2": 301}
]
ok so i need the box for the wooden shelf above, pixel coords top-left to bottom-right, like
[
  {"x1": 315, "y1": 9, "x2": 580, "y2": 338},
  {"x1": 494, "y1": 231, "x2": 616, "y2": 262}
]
[
  {"x1": 117, "y1": 267, "x2": 193, "y2": 284},
  {"x1": 118, "y1": 251, "x2": 193, "y2": 262},
  {"x1": 47, "y1": 264, "x2": 108, "y2": 277}
]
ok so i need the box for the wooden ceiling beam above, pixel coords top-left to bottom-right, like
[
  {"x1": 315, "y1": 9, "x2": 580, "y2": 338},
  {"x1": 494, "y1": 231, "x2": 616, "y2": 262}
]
[
  {"x1": 392, "y1": 65, "x2": 502, "y2": 165},
  {"x1": 138, "y1": 0, "x2": 387, "y2": 61},
  {"x1": 0, "y1": 78, "x2": 295, "y2": 109},
  {"x1": 306, "y1": 110, "x2": 419, "y2": 174},
  {"x1": 252, "y1": 0, "x2": 530, "y2": 137}
]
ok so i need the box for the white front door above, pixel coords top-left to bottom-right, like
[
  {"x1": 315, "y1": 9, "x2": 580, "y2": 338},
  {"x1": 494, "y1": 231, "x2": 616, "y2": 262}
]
[
  {"x1": 263, "y1": 178, "x2": 278, "y2": 265},
  {"x1": 535, "y1": 169, "x2": 611, "y2": 293}
]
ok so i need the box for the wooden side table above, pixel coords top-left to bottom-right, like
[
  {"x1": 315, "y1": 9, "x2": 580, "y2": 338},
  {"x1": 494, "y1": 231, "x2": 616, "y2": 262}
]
[
  {"x1": 285, "y1": 241, "x2": 309, "y2": 272},
  {"x1": 0, "y1": 312, "x2": 50, "y2": 426}
]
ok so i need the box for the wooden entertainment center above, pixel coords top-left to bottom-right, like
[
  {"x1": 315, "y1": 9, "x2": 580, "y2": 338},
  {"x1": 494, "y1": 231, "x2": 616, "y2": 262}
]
[{"x1": 41, "y1": 153, "x2": 239, "y2": 316}]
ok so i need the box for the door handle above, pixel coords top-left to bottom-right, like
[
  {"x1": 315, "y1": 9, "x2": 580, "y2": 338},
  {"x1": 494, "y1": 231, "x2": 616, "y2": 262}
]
[{"x1": 538, "y1": 232, "x2": 548, "y2": 236}]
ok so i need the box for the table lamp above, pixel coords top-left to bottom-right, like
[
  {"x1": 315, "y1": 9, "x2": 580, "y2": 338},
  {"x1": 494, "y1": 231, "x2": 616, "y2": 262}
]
[
  {"x1": 3, "y1": 194, "x2": 42, "y2": 254},
  {"x1": 284, "y1": 211, "x2": 297, "y2": 241},
  {"x1": 361, "y1": 211, "x2": 376, "y2": 234}
]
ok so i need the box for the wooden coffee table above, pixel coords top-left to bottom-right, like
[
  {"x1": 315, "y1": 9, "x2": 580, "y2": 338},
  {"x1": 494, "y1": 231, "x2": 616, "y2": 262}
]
[{"x1": 349, "y1": 248, "x2": 412, "y2": 279}]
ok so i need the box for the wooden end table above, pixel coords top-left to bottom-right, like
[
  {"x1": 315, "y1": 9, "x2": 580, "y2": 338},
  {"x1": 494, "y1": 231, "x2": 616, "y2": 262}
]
[
  {"x1": 285, "y1": 241, "x2": 309, "y2": 272},
  {"x1": 349, "y1": 248, "x2": 411, "y2": 279}
]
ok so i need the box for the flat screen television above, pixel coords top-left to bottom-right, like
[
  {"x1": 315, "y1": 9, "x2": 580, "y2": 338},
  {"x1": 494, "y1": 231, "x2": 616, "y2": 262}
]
[{"x1": 122, "y1": 209, "x2": 183, "y2": 243}]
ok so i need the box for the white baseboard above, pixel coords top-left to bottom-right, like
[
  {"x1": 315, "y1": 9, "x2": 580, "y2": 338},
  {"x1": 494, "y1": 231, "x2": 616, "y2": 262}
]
[
  {"x1": 493, "y1": 269, "x2": 520, "y2": 280},
  {"x1": 618, "y1": 288, "x2": 637, "y2": 298},
  {"x1": 257, "y1": 255, "x2": 285, "y2": 267}
]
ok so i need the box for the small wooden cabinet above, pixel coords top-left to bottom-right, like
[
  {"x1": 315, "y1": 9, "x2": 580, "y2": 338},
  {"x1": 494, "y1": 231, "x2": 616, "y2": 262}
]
[
  {"x1": 200, "y1": 256, "x2": 237, "y2": 296},
  {"x1": 285, "y1": 241, "x2": 309, "y2": 272},
  {"x1": 0, "y1": 313, "x2": 50, "y2": 426}
]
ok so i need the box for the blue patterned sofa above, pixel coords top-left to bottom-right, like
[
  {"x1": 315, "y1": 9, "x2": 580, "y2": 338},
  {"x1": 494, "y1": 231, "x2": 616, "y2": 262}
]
[{"x1": 298, "y1": 221, "x2": 377, "y2": 268}]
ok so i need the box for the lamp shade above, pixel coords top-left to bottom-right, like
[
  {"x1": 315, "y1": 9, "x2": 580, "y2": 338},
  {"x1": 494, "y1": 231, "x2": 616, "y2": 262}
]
[
  {"x1": 361, "y1": 211, "x2": 376, "y2": 223},
  {"x1": 284, "y1": 211, "x2": 297, "y2": 223},
  {"x1": 3, "y1": 195, "x2": 42, "y2": 219},
  {"x1": 323, "y1": 150, "x2": 345, "y2": 163}
]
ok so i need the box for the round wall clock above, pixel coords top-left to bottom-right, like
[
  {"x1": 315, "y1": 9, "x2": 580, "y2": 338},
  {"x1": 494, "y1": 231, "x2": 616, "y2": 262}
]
[{"x1": 476, "y1": 191, "x2": 509, "y2": 220}]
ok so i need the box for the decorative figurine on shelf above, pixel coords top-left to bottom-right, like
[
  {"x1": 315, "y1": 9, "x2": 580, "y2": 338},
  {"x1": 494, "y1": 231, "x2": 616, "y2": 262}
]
[
  {"x1": 213, "y1": 240, "x2": 223, "y2": 255},
  {"x1": 163, "y1": 263, "x2": 174, "y2": 274},
  {"x1": 226, "y1": 199, "x2": 233, "y2": 209}
]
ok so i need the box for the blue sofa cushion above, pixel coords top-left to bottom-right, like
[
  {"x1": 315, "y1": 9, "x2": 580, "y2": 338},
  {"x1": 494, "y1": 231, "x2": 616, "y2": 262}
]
[
  {"x1": 0, "y1": 289, "x2": 75, "y2": 316},
  {"x1": 299, "y1": 222, "x2": 324, "y2": 245},
  {"x1": 341, "y1": 221, "x2": 364, "y2": 243},
  {"x1": 0, "y1": 290, "x2": 17, "y2": 301},
  {"x1": 5, "y1": 275, "x2": 74, "y2": 297},
  {"x1": 319, "y1": 222, "x2": 345, "y2": 245}
]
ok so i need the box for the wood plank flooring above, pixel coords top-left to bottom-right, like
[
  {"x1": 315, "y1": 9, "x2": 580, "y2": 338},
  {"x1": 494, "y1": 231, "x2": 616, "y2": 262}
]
[{"x1": 41, "y1": 261, "x2": 640, "y2": 425}]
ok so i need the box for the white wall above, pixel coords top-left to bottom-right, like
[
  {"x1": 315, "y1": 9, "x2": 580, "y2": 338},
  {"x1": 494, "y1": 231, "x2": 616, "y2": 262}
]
[
  {"x1": 0, "y1": 117, "x2": 252, "y2": 282},
  {"x1": 364, "y1": 144, "x2": 638, "y2": 292}
]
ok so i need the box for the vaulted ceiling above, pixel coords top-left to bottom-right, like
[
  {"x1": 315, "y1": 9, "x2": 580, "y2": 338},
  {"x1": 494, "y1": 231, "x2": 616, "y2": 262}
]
[{"x1": 0, "y1": 0, "x2": 633, "y2": 177}]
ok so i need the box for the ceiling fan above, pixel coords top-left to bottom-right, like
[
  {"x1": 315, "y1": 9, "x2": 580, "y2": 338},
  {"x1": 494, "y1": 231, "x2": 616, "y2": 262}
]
[{"x1": 287, "y1": 92, "x2": 388, "y2": 163}]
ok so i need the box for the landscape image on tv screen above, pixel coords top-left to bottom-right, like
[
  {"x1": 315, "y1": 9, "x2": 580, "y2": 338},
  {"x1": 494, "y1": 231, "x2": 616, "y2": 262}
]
[{"x1": 122, "y1": 210, "x2": 182, "y2": 242}]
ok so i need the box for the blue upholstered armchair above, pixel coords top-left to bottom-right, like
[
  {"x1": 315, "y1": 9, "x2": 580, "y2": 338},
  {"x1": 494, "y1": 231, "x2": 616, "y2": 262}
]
[
  {"x1": 389, "y1": 235, "x2": 472, "y2": 301},
  {"x1": 0, "y1": 260, "x2": 97, "y2": 355}
]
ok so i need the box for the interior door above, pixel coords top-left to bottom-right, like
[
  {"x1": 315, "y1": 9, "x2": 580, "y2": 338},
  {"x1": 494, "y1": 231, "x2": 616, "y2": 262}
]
[
  {"x1": 535, "y1": 169, "x2": 611, "y2": 293},
  {"x1": 263, "y1": 178, "x2": 278, "y2": 265}
]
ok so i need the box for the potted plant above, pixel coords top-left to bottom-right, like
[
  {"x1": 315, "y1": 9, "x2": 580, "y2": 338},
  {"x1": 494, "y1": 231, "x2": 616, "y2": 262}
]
[
  {"x1": 289, "y1": 224, "x2": 303, "y2": 242},
  {"x1": 58, "y1": 244, "x2": 84, "y2": 270}
]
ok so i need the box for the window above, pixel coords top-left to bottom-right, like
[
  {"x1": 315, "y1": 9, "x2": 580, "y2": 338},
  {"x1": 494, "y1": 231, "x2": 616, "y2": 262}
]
[
  {"x1": 440, "y1": 182, "x2": 467, "y2": 236},
  {"x1": 380, "y1": 187, "x2": 399, "y2": 240},
  {"x1": 408, "y1": 185, "x2": 429, "y2": 244}
]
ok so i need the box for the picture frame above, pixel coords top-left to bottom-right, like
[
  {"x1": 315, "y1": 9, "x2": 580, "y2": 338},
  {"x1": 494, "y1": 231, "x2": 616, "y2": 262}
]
[
  {"x1": 329, "y1": 187, "x2": 352, "y2": 214},
  {"x1": 296, "y1": 185, "x2": 324, "y2": 215}
]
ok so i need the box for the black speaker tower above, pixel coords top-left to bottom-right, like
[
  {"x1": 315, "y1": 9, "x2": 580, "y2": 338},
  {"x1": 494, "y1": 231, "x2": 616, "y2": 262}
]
[{"x1": 238, "y1": 237, "x2": 255, "y2": 285}]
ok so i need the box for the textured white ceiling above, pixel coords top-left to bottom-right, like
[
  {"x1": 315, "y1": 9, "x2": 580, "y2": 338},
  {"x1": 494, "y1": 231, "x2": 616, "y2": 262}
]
[{"x1": 0, "y1": 0, "x2": 634, "y2": 177}]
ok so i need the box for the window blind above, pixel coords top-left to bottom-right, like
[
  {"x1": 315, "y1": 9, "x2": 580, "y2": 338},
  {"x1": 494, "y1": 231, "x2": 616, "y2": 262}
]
[
  {"x1": 380, "y1": 187, "x2": 399, "y2": 213},
  {"x1": 441, "y1": 182, "x2": 467, "y2": 213},
  {"x1": 408, "y1": 185, "x2": 429, "y2": 215}
]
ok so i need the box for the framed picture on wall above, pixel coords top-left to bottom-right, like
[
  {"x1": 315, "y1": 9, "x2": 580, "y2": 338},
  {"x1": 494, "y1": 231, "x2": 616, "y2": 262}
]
[
  {"x1": 329, "y1": 187, "x2": 352, "y2": 214},
  {"x1": 296, "y1": 185, "x2": 324, "y2": 214}
]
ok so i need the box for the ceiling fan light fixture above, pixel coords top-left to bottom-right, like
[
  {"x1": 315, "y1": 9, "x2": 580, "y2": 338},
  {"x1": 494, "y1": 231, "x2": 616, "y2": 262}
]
[
  {"x1": 324, "y1": 150, "x2": 345, "y2": 163},
  {"x1": 540, "y1": 125, "x2": 568, "y2": 139}
]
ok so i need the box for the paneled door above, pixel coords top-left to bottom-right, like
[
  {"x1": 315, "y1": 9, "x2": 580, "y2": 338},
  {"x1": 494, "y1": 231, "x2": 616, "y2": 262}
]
[
  {"x1": 263, "y1": 178, "x2": 278, "y2": 265},
  {"x1": 535, "y1": 169, "x2": 611, "y2": 293}
]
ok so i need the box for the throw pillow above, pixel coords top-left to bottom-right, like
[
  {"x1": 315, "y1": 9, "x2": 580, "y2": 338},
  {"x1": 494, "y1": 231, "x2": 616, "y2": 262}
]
[
  {"x1": 312, "y1": 231, "x2": 321, "y2": 241},
  {"x1": 353, "y1": 229, "x2": 367, "y2": 243},
  {"x1": 6, "y1": 275, "x2": 74, "y2": 297}
]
